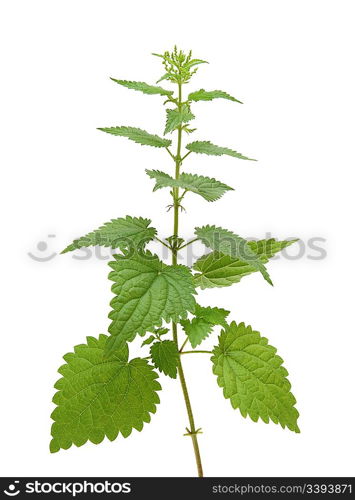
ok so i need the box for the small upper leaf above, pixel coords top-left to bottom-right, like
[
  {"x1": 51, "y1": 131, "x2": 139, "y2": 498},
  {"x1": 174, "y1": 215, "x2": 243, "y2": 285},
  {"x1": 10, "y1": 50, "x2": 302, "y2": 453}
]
[
  {"x1": 180, "y1": 304, "x2": 230, "y2": 348},
  {"x1": 195, "y1": 226, "x2": 273, "y2": 285},
  {"x1": 107, "y1": 251, "x2": 196, "y2": 354},
  {"x1": 194, "y1": 239, "x2": 297, "y2": 289},
  {"x1": 212, "y1": 322, "x2": 300, "y2": 432},
  {"x1": 164, "y1": 104, "x2": 195, "y2": 134},
  {"x1": 180, "y1": 318, "x2": 213, "y2": 348},
  {"x1": 141, "y1": 335, "x2": 156, "y2": 347},
  {"x1": 61, "y1": 216, "x2": 156, "y2": 254},
  {"x1": 194, "y1": 304, "x2": 230, "y2": 327},
  {"x1": 152, "y1": 327, "x2": 170, "y2": 337},
  {"x1": 50, "y1": 334, "x2": 161, "y2": 452},
  {"x1": 188, "y1": 89, "x2": 242, "y2": 104},
  {"x1": 150, "y1": 340, "x2": 179, "y2": 378},
  {"x1": 186, "y1": 141, "x2": 256, "y2": 161},
  {"x1": 98, "y1": 126, "x2": 172, "y2": 148},
  {"x1": 110, "y1": 78, "x2": 173, "y2": 96},
  {"x1": 146, "y1": 169, "x2": 234, "y2": 202},
  {"x1": 184, "y1": 58, "x2": 209, "y2": 69}
]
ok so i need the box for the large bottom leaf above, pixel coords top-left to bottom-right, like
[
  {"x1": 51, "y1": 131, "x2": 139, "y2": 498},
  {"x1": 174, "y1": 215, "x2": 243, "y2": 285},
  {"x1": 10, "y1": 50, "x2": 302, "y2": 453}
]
[
  {"x1": 50, "y1": 334, "x2": 161, "y2": 452},
  {"x1": 212, "y1": 322, "x2": 300, "y2": 432}
]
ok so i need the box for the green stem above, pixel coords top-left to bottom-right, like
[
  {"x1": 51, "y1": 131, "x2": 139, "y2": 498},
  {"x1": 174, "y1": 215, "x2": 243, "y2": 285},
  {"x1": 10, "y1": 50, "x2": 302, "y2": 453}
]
[
  {"x1": 180, "y1": 350, "x2": 212, "y2": 355},
  {"x1": 179, "y1": 337, "x2": 189, "y2": 353},
  {"x1": 170, "y1": 81, "x2": 204, "y2": 478}
]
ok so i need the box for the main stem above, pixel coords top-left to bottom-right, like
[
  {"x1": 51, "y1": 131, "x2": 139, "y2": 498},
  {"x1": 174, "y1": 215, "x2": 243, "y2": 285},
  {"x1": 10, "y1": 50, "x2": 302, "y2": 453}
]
[{"x1": 171, "y1": 81, "x2": 204, "y2": 478}]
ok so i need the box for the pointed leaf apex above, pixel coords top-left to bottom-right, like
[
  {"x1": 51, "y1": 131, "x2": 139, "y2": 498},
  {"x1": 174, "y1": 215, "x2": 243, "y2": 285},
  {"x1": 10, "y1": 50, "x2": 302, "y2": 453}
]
[{"x1": 212, "y1": 322, "x2": 300, "y2": 433}]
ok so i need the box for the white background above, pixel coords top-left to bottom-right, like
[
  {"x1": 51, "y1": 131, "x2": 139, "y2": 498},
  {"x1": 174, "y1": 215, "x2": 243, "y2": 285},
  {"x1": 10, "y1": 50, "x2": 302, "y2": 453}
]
[{"x1": 1, "y1": 0, "x2": 354, "y2": 478}]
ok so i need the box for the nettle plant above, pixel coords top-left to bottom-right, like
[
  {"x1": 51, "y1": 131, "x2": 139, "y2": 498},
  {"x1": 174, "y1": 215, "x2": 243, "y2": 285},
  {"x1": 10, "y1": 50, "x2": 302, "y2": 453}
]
[{"x1": 50, "y1": 47, "x2": 300, "y2": 477}]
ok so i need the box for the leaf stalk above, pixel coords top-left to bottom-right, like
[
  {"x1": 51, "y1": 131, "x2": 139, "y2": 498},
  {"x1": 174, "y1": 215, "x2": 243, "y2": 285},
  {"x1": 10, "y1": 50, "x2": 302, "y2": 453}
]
[{"x1": 180, "y1": 350, "x2": 212, "y2": 355}]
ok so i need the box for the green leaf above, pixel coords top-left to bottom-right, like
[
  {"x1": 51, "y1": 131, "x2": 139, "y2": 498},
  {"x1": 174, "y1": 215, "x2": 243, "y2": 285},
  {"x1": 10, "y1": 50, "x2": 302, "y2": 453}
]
[
  {"x1": 186, "y1": 141, "x2": 256, "y2": 161},
  {"x1": 61, "y1": 216, "x2": 157, "y2": 254},
  {"x1": 188, "y1": 89, "x2": 242, "y2": 104},
  {"x1": 164, "y1": 104, "x2": 195, "y2": 134},
  {"x1": 195, "y1": 226, "x2": 273, "y2": 286},
  {"x1": 141, "y1": 335, "x2": 156, "y2": 347},
  {"x1": 97, "y1": 126, "x2": 172, "y2": 148},
  {"x1": 146, "y1": 170, "x2": 233, "y2": 202},
  {"x1": 150, "y1": 340, "x2": 179, "y2": 378},
  {"x1": 212, "y1": 322, "x2": 300, "y2": 433},
  {"x1": 50, "y1": 334, "x2": 161, "y2": 452},
  {"x1": 180, "y1": 317, "x2": 213, "y2": 348},
  {"x1": 110, "y1": 78, "x2": 173, "y2": 96},
  {"x1": 193, "y1": 239, "x2": 297, "y2": 289},
  {"x1": 194, "y1": 304, "x2": 230, "y2": 327},
  {"x1": 156, "y1": 73, "x2": 170, "y2": 84},
  {"x1": 153, "y1": 327, "x2": 169, "y2": 337},
  {"x1": 107, "y1": 251, "x2": 196, "y2": 354},
  {"x1": 141, "y1": 327, "x2": 169, "y2": 346},
  {"x1": 180, "y1": 304, "x2": 230, "y2": 348},
  {"x1": 185, "y1": 58, "x2": 209, "y2": 69}
]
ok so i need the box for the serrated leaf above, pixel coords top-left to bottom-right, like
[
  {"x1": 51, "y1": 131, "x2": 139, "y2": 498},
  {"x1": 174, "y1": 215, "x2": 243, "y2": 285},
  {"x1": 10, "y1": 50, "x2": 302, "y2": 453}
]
[
  {"x1": 98, "y1": 126, "x2": 172, "y2": 148},
  {"x1": 146, "y1": 170, "x2": 233, "y2": 202},
  {"x1": 107, "y1": 251, "x2": 196, "y2": 354},
  {"x1": 186, "y1": 141, "x2": 256, "y2": 161},
  {"x1": 212, "y1": 322, "x2": 300, "y2": 432},
  {"x1": 110, "y1": 78, "x2": 173, "y2": 96},
  {"x1": 61, "y1": 216, "x2": 157, "y2": 254},
  {"x1": 188, "y1": 89, "x2": 242, "y2": 104},
  {"x1": 164, "y1": 104, "x2": 195, "y2": 134},
  {"x1": 180, "y1": 318, "x2": 213, "y2": 348},
  {"x1": 50, "y1": 334, "x2": 161, "y2": 452},
  {"x1": 194, "y1": 239, "x2": 297, "y2": 289},
  {"x1": 180, "y1": 304, "x2": 230, "y2": 348},
  {"x1": 150, "y1": 340, "x2": 179, "y2": 378},
  {"x1": 194, "y1": 304, "x2": 230, "y2": 327},
  {"x1": 195, "y1": 226, "x2": 273, "y2": 286}
]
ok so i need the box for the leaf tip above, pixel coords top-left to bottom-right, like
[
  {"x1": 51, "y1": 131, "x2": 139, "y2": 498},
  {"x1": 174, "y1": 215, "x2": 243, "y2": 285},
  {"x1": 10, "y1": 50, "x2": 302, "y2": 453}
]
[{"x1": 49, "y1": 439, "x2": 60, "y2": 454}]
